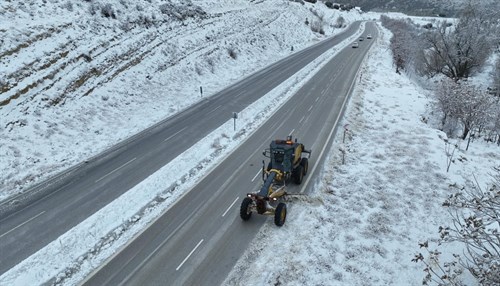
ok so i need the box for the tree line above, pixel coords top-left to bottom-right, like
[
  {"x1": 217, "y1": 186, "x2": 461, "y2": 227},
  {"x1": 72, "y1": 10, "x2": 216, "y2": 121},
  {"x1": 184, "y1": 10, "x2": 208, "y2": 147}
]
[
  {"x1": 381, "y1": 3, "x2": 499, "y2": 285},
  {"x1": 381, "y1": 3, "x2": 500, "y2": 145}
]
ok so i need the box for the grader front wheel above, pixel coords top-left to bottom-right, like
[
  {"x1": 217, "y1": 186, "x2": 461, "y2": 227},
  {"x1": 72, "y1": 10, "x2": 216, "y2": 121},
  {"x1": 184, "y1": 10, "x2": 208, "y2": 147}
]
[
  {"x1": 240, "y1": 197, "x2": 253, "y2": 221},
  {"x1": 274, "y1": 202, "x2": 287, "y2": 226}
]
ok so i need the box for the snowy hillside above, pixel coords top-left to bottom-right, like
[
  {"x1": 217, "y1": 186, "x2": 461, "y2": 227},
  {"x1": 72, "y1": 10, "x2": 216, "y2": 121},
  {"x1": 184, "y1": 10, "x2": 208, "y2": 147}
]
[
  {"x1": 0, "y1": 0, "x2": 363, "y2": 201},
  {"x1": 1, "y1": 1, "x2": 499, "y2": 286}
]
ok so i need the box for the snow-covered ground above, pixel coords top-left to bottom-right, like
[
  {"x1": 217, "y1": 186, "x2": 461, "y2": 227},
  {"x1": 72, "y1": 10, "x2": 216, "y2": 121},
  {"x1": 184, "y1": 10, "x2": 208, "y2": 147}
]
[
  {"x1": 223, "y1": 24, "x2": 499, "y2": 286},
  {"x1": 1, "y1": 1, "x2": 498, "y2": 285},
  {"x1": 0, "y1": 0, "x2": 363, "y2": 201}
]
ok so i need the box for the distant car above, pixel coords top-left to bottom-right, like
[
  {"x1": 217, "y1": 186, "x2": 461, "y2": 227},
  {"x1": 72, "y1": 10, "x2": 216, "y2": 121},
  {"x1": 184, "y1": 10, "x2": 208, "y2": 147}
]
[
  {"x1": 352, "y1": 42, "x2": 358, "y2": 48},
  {"x1": 359, "y1": 36, "x2": 364, "y2": 41},
  {"x1": 367, "y1": 34, "x2": 372, "y2": 39}
]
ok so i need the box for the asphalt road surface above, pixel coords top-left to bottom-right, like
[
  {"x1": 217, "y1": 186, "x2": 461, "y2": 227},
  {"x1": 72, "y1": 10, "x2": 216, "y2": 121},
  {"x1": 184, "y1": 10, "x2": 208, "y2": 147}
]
[
  {"x1": 82, "y1": 22, "x2": 378, "y2": 286},
  {"x1": 0, "y1": 22, "x2": 366, "y2": 274}
]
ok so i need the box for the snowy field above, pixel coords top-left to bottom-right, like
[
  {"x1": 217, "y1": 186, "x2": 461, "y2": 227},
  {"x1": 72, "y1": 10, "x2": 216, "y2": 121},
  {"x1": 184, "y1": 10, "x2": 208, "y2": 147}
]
[
  {"x1": 223, "y1": 25, "x2": 499, "y2": 286},
  {"x1": 1, "y1": 1, "x2": 499, "y2": 285}
]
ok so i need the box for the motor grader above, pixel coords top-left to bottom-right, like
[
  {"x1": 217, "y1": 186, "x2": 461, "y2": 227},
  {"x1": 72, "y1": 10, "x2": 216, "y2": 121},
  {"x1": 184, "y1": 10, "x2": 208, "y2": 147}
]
[{"x1": 240, "y1": 136, "x2": 311, "y2": 226}]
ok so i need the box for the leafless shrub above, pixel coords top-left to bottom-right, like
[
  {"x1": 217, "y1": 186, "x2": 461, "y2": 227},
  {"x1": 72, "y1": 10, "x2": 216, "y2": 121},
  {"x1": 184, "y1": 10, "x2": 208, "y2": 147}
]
[
  {"x1": 119, "y1": 17, "x2": 133, "y2": 31},
  {"x1": 414, "y1": 170, "x2": 500, "y2": 285},
  {"x1": 158, "y1": 3, "x2": 206, "y2": 21},
  {"x1": 211, "y1": 138, "x2": 222, "y2": 150},
  {"x1": 492, "y1": 57, "x2": 500, "y2": 97},
  {"x1": 309, "y1": 8, "x2": 323, "y2": 21},
  {"x1": 89, "y1": 3, "x2": 98, "y2": 15},
  {"x1": 206, "y1": 57, "x2": 215, "y2": 73},
  {"x1": 310, "y1": 20, "x2": 324, "y2": 34},
  {"x1": 138, "y1": 14, "x2": 153, "y2": 28},
  {"x1": 412, "y1": 241, "x2": 465, "y2": 286},
  {"x1": 435, "y1": 79, "x2": 494, "y2": 140},
  {"x1": 119, "y1": 0, "x2": 128, "y2": 9},
  {"x1": 227, "y1": 47, "x2": 237, "y2": 59},
  {"x1": 101, "y1": 3, "x2": 116, "y2": 19},
  {"x1": 335, "y1": 16, "x2": 345, "y2": 28},
  {"x1": 62, "y1": 1, "x2": 73, "y2": 12},
  {"x1": 194, "y1": 63, "x2": 203, "y2": 76},
  {"x1": 419, "y1": 4, "x2": 494, "y2": 79},
  {"x1": 380, "y1": 15, "x2": 421, "y2": 74}
]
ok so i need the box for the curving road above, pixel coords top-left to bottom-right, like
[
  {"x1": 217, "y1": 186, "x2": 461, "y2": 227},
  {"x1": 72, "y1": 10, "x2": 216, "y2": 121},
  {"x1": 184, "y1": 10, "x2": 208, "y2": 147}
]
[
  {"x1": 82, "y1": 22, "x2": 378, "y2": 286},
  {"x1": 0, "y1": 22, "x2": 366, "y2": 275}
]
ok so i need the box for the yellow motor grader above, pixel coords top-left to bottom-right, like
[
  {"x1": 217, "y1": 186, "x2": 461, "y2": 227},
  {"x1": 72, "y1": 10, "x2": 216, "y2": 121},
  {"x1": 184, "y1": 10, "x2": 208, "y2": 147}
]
[{"x1": 240, "y1": 136, "x2": 311, "y2": 226}]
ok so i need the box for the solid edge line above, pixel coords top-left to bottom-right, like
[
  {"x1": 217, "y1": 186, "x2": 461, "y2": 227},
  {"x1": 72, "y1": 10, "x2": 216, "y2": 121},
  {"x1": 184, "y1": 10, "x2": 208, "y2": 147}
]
[{"x1": 300, "y1": 22, "x2": 373, "y2": 194}]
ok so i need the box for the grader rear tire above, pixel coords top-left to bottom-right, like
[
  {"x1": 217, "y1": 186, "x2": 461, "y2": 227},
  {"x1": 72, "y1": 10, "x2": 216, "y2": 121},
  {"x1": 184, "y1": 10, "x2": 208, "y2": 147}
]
[
  {"x1": 293, "y1": 165, "x2": 304, "y2": 185},
  {"x1": 300, "y1": 158, "x2": 309, "y2": 176}
]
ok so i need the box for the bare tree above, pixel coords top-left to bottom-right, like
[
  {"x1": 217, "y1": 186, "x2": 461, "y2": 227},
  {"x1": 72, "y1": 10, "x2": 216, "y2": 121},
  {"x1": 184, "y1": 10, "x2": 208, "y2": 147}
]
[
  {"x1": 435, "y1": 79, "x2": 493, "y2": 140},
  {"x1": 420, "y1": 3, "x2": 493, "y2": 79},
  {"x1": 491, "y1": 57, "x2": 500, "y2": 97},
  {"x1": 335, "y1": 16, "x2": 345, "y2": 28},
  {"x1": 380, "y1": 15, "x2": 421, "y2": 74},
  {"x1": 441, "y1": 172, "x2": 500, "y2": 285},
  {"x1": 414, "y1": 168, "x2": 500, "y2": 286},
  {"x1": 487, "y1": 102, "x2": 500, "y2": 145}
]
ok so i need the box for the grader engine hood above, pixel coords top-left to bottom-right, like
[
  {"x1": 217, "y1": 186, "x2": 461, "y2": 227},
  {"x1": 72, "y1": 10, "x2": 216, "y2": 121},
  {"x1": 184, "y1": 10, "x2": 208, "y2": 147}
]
[{"x1": 257, "y1": 171, "x2": 276, "y2": 197}]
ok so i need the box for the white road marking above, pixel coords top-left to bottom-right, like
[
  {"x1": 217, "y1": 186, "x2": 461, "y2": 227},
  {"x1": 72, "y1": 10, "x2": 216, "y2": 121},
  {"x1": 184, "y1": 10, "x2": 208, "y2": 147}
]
[
  {"x1": 289, "y1": 129, "x2": 295, "y2": 136},
  {"x1": 95, "y1": 157, "x2": 137, "y2": 183},
  {"x1": 299, "y1": 116, "x2": 305, "y2": 123},
  {"x1": 315, "y1": 97, "x2": 320, "y2": 102},
  {"x1": 0, "y1": 211, "x2": 46, "y2": 238},
  {"x1": 210, "y1": 105, "x2": 222, "y2": 113},
  {"x1": 307, "y1": 105, "x2": 313, "y2": 112},
  {"x1": 251, "y1": 169, "x2": 262, "y2": 182},
  {"x1": 176, "y1": 239, "x2": 204, "y2": 271},
  {"x1": 163, "y1": 127, "x2": 187, "y2": 142},
  {"x1": 222, "y1": 197, "x2": 239, "y2": 217}
]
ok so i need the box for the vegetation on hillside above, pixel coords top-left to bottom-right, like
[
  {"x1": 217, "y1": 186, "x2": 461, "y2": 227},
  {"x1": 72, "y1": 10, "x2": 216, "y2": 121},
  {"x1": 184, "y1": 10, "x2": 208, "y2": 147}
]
[{"x1": 381, "y1": 2, "x2": 500, "y2": 285}]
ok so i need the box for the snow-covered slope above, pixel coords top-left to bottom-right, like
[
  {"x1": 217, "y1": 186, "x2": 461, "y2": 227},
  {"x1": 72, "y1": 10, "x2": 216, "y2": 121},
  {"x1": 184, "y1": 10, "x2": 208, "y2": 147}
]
[
  {"x1": 0, "y1": 0, "x2": 363, "y2": 201},
  {"x1": 1, "y1": 1, "x2": 498, "y2": 286}
]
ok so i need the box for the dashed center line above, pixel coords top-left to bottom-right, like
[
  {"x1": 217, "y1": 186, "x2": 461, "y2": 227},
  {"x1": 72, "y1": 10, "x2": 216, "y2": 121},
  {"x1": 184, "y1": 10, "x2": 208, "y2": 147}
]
[
  {"x1": 251, "y1": 169, "x2": 262, "y2": 182},
  {"x1": 210, "y1": 105, "x2": 222, "y2": 113},
  {"x1": 0, "y1": 211, "x2": 46, "y2": 238},
  {"x1": 176, "y1": 239, "x2": 204, "y2": 271},
  {"x1": 222, "y1": 197, "x2": 239, "y2": 217},
  {"x1": 299, "y1": 116, "x2": 305, "y2": 123},
  {"x1": 95, "y1": 157, "x2": 137, "y2": 183},
  {"x1": 308, "y1": 105, "x2": 313, "y2": 112},
  {"x1": 164, "y1": 127, "x2": 187, "y2": 142}
]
